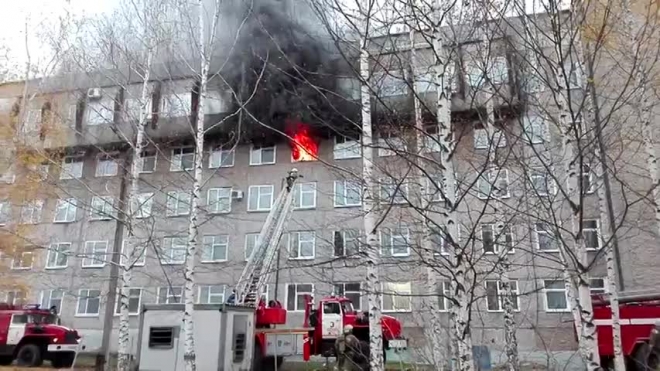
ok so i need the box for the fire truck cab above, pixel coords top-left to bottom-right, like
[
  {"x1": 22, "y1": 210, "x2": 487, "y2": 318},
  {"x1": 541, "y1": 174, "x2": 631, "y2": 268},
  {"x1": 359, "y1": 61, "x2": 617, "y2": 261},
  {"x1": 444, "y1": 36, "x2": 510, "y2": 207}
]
[{"x1": 0, "y1": 303, "x2": 84, "y2": 367}]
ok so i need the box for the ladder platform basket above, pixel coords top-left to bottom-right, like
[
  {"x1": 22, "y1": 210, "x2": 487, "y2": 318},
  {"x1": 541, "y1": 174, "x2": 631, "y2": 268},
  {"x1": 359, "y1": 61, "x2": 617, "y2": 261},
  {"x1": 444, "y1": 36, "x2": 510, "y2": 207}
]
[{"x1": 257, "y1": 302, "x2": 287, "y2": 326}]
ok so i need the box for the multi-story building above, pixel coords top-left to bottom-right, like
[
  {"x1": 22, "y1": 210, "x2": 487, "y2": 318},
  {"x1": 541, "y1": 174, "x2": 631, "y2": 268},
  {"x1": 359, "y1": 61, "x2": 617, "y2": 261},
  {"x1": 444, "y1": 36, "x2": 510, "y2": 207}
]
[{"x1": 0, "y1": 10, "x2": 657, "y2": 367}]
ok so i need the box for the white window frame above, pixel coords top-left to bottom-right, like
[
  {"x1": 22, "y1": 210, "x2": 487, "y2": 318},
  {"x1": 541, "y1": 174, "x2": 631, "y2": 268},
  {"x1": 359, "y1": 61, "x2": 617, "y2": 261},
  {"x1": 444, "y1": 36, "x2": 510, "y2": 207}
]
[
  {"x1": 249, "y1": 144, "x2": 276, "y2": 166},
  {"x1": 20, "y1": 200, "x2": 43, "y2": 224},
  {"x1": 90, "y1": 196, "x2": 114, "y2": 221},
  {"x1": 41, "y1": 289, "x2": 64, "y2": 314},
  {"x1": 244, "y1": 233, "x2": 260, "y2": 261},
  {"x1": 523, "y1": 115, "x2": 548, "y2": 144},
  {"x1": 166, "y1": 191, "x2": 191, "y2": 217},
  {"x1": 82, "y1": 240, "x2": 108, "y2": 268},
  {"x1": 379, "y1": 227, "x2": 411, "y2": 257},
  {"x1": 565, "y1": 61, "x2": 583, "y2": 90},
  {"x1": 426, "y1": 176, "x2": 444, "y2": 202},
  {"x1": 198, "y1": 285, "x2": 226, "y2": 304},
  {"x1": 0, "y1": 201, "x2": 9, "y2": 226},
  {"x1": 11, "y1": 251, "x2": 33, "y2": 270},
  {"x1": 131, "y1": 192, "x2": 153, "y2": 219},
  {"x1": 170, "y1": 147, "x2": 195, "y2": 172},
  {"x1": 156, "y1": 286, "x2": 183, "y2": 304},
  {"x1": 207, "y1": 188, "x2": 232, "y2": 214},
  {"x1": 480, "y1": 224, "x2": 515, "y2": 254},
  {"x1": 160, "y1": 93, "x2": 192, "y2": 117},
  {"x1": 293, "y1": 182, "x2": 317, "y2": 210},
  {"x1": 209, "y1": 146, "x2": 235, "y2": 168},
  {"x1": 334, "y1": 180, "x2": 362, "y2": 207},
  {"x1": 138, "y1": 150, "x2": 157, "y2": 173},
  {"x1": 333, "y1": 282, "x2": 362, "y2": 310},
  {"x1": 381, "y1": 282, "x2": 412, "y2": 313},
  {"x1": 124, "y1": 97, "x2": 153, "y2": 121},
  {"x1": 485, "y1": 280, "x2": 520, "y2": 312},
  {"x1": 438, "y1": 281, "x2": 451, "y2": 311},
  {"x1": 488, "y1": 56, "x2": 509, "y2": 85},
  {"x1": 288, "y1": 231, "x2": 316, "y2": 260},
  {"x1": 465, "y1": 61, "x2": 485, "y2": 87},
  {"x1": 379, "y1": 178, "x2": 409, "y2": 204},
  {"x1": 581, "y1": 164, "x2": 595, "y2": 194},
  {"x1": 86, "y1": 100, "x2": 114, "y2": 126},
  {"x1": 583, "y1": 219, "x2": 601, "y2": 251},
  {"x1": 46, "y1": 242, "x2": 71, "y2": 269},
  {"x1": 54, "y1": 198, "x2": 77, "y2": 223},
  {"x1": 377, "y1": 135, "x2": 406, "y2": 157},
  {"x1": 286, "y1": 283, "x2": 314, "y2": 312},
  {"x1": 161, "y1": 236, "x2": 186, "y2": 265},
  {"x1": 333, "y1": 229, "x2": 361, "y2": 258},
  {"x1": 121, "y1": 239, "x2": 147, "y2": 267},
  {"x1": 114, "y1": 288, "x2": 143, "y2": 316},
  {"x1": 477, "y1": 168, "x2": 510, "y2": 199},
  {"x1": 247, "y1": 185, "x2": 274, "y2": 212},
  {"x1": 543, "y1": 279, "x2": 570, "y2": 312},
  {"x1": 5, "y1": 291, "x2": 26, "y2": 305},
  {"x1": 530, "y1": 169, "x2": 556, "y2": 196},
  {"x1": 589, "y1": 278, "x2": 607, "y2": 295},
  {"x1": 473, "y1": 128, "x2": 506, "y2": 149},
  {"x1": 333, "y1": 135, "x2": 361, "y2": 159},
  {"x1": 534, "y1": 223, "x2": 559, "y2": 252},
  {"x1": 75, "y1": 289, "x2": 101, "y2": 316},
  {"x1": 95, "y1": 155, "x2": 118, "y2": 177},
  {"x1": 60, "y1": 156, "x2": 84, "y2": 180},
  {"x1": 202, "y1": 235, "x2": 229, "y2": 263}
]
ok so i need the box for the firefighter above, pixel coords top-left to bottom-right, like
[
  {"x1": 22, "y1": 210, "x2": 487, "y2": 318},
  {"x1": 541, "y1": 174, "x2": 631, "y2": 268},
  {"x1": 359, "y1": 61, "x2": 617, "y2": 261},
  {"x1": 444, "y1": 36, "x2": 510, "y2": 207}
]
[
  {"x1": 335, "y1": 325, "x2": 360, "y2": 371},
  {"x1": 286, "y1": 168, "x2": 300, "y2": 191},
  {"x1": 226, "y1": 289, "x2": 237, "y2": 304}
]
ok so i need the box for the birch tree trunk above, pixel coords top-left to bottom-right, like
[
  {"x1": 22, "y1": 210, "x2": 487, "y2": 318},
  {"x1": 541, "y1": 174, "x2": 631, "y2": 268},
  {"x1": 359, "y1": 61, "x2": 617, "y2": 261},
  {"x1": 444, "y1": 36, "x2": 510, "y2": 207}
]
[
  {"x1": 359, "y1": 17, "x2": 385, "y2": 371},
  {"x1": 181, "y1": 1, "x2": 211, "y2": 370},
  {"x1": 117, "y1": 48, "x2": 154, "y2": 371},
  {"x1": 409, "y1": 26, "x2": 445, "y2": 369}
]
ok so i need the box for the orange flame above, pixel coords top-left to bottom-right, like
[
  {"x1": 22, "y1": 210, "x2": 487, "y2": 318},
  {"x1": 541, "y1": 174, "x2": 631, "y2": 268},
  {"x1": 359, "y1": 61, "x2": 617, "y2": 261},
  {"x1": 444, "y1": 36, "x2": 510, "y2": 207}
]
[{"x1": 290, "y1": 125, "x2": 318, "y2": 162}]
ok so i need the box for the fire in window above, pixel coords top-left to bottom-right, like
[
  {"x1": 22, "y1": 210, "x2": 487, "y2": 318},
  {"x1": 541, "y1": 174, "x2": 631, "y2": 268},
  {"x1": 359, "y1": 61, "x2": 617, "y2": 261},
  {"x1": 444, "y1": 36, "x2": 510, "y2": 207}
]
[{"x1": 288, "y1": 121, "x2": 318, "y2": 162}]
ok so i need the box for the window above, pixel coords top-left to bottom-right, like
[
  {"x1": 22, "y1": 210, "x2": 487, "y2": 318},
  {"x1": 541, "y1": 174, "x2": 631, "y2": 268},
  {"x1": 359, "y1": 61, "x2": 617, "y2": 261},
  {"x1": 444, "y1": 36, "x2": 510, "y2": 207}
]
[
  {"x1": 161, "y1": 93, "x2": 192, "y2": 117},
  {"x1": 478, "y1": 168, "x2": 510, "y2": 199},
  {"x1": 249, "y1": 145, "x2": 276, "y2": 165},
  {"x1": 582, "y1": 220, "x2": 601, "y2": 250},
  {"x1": 474, "y1": 128, "x2": 506, "y2": 149},
  {"x1": 426, "y1": 175, "x2": 444, "y2": 202},
  {"x1": 198, "y1": 285, "x2": 226, "y2": 304},
  {"x1": 170, "y1": 147, "x2": 195, "y2": 172},
  {"x1": 130, "y1": 193, "x2": 153, "y2": 219},
  {"x1": 247, "y1": 185, "x2": 274, "y2": 212},
  {"x1": 524, "y1": 60, "x2": 545, "y2": 93},
  {"x1": 149, "y1": 327, "x2": 175, "y2": 348},
  {"x1": 157, "y1": 286, "x2": 183, "y2": 304},
  {"x1": 82, "y1": 241, "x2": 108, "y2": 268},
  {"x1": 523, "y1": 116, "x2": 547, "y2": 144},
  {"x1": 125, "y1": 97, "x2": 152, "y2": 120},
  {"x1": 286, "y1": 283, "x2": 313, "y2": 311},
  {"x1": 5, "y1": 291, "x2": 26, "y2": 305},
  {"x1": 293, "y1": 183, "x2": 316, "y2": 209},
  {"x1": 0, "y1": 201, "x2": 10, "y2": 225},
  {"x1": 334, "y1": 283, "x2": 361, "y2": 310},
  {"x1": 76, "y1": 289, "x2": 101, "y2": 316},
  {"x1": 54, "y1": 198, "x2": 77, "y2": 223},
  {"x1": 41, "y1": 289, "x2": 64, "y2": 314},
  {"x1": 414, "y1": 64, "x2": 458, "y2": 94},
  {"x1": 431, "y1": 227, "x2": 451, "y2": 256},
  {"x1": 46, "y1": 242, "x2": 71, "y2": 269},
  {"x1": 95, "y1": 155, "x2": 118, "y2": 177},
  {"x1": 202, "y1": 235, "x2": 228, "y2": 262},
  {"x1": 209, "y1": 146, "x2": 234, "y2": 168},
  {"x1": 437, "y1": 281, "x2": 451, "y2": 311},
  {"x1": 288, "y1": 231, "x2": 315, "y2": 260},
  {"x1": 377, "y1": 72, "x2": 407, "y2": 97},
  {"x1": 21, "y1": 200, "x2": 43, "y2": 224},
  {"x1": 380, "y1": 178, "x2": 408, "y2": 204},
  {"x1": 544, "y1": 280, "x2": 569, "y2": 311},
  {"x1": 334, "y1": 135, "x2": 361, "y2": 159},
  {"x1": 485, "y1": 280, "x2": 520, "y2": 311},
  {"x1": 466, "y1": 62, "x2": 484, "y2": 87},
  {"x1": 11, "y1": 251, "x2": 33, "y2": 270},
  {"x1": 489, "y1": 56, "x2": 509, "y2": 84},
  {"x1": 581, "y1": 164, "x2": 595, "y2": 194},
  {"x1": 565, "y1": 62, "x2": 583, "y2": 89},
  {"x1": 115, "y1": 288, "x2": 143, "y2": 315},
  {"x1": 60, "y1": 156, "x2": 83, "y2": 180},
  {"x1": 207, "y1": 188, "x2": 231, "y2": 214},
  {"x1": 382, "y1": 282, "x2": 412, "y2": 312},
  {"x1": 534, "y1": 223, "x2": 558, "y2": 251},
  {"x1": 166, "y1": 191, "x2": 191, "y2": 216},
  {"x1": 121, "y1": 239, "x2": 147, "y2": 267},
  {"x1": 589, "y1": 278, "x2": 606, "y2": 295},
  {"x1": 161, "y1": 237, "x2": 186, "y2": 264},
  {"x1": 86, "y1": 101, "x2": 114, "y2": 125},
  {"x1": 138, "y1": 150, "x2": 157, "y2": 173},
  {"x1": 380, "y1": 227, "x2": 410, "y2": 257},
  {"x1": 530, "y1": 169, "x2": 555, "y2": 196},
  {"x1": 334, "y1": 229, "x2": 360, "y2": 257},
  {"x1": 480, "y1": 224, "x2": 514, "y2": 254},
  {"x1": 377, "y1": 135, "x2": 406, "y2": 157},
  {"x1": 90, "y1": 196, "x2": 114, "y2": 220},
  {"x1": 244, "y1": 233, "x2": 260, "y2": 261},
  {"x1": 334, "y1": 180, "x2": 361, "y2": 207}
]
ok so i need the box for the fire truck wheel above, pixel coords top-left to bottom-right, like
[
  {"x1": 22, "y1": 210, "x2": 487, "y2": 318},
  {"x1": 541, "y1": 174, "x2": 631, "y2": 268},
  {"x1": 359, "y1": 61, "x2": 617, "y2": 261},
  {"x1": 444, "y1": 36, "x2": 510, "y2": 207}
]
[{"x1": 16, "y1": 344, "x2": 43, "y2": 367}]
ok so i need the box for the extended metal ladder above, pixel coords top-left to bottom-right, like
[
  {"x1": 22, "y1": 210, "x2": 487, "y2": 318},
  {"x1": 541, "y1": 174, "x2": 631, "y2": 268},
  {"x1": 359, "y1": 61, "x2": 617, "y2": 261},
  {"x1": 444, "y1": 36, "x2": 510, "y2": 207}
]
[{"x1": 235, "y1": 169, "x2": 300, "y2": 306}]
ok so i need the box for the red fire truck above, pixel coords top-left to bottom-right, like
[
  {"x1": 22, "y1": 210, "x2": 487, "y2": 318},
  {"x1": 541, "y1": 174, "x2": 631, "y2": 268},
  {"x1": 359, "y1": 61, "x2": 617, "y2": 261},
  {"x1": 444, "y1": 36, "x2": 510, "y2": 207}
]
[
  {"x1": 592, "y1": 291, "x2": 660, "y2": 370},
  {"x1": 0, "y1": 303, "x2": 84, "y2": 367}
]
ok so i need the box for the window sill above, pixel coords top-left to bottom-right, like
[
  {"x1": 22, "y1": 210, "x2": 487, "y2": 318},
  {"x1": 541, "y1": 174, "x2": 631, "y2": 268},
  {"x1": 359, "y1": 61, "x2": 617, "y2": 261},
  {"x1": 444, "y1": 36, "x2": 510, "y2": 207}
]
[
  {"x1": 293, "y1": 207, "x2": 316, "y2": 211},
  {"x1": 201, "y1": 260, "x2": 228, "y2": 264},
  {"x1": 75, "y1": 314, "x2": 100, "y2": 318},
  {"x1": 11, "y1": 267, "x2": 32, "y2": 271},
  {"x1": 333, "y1": 156, "x2": 361, "y2": 161},
  {"x1": 95, "y1": 174, "x2": 117, "y2": 178},
  {"x1": 45, "y1": 266, "x2": 68, "y2": 270},
  {"x1": 166, "y1": 214, "x2": 191, "y2": 218},
  {"x1": 113, "y1": 313, "x2": 140, "y2": 317},
  {"x1": 82, "y1": 265, "x2": 106, "y2": 269},
  {"x1": 208, "y1": 210, "x2": 231, "y2": 215},
  {"x1": 333, "y1": 204, "x2": 362, "y2": 208},
  {"x1": 159, "y1": 262, "x2": 185, "y2": 266},
  {"x1": 249, "y1": 162, "x2": 276, "y2": 166},
  {"x1": 53, "y1": 220, "x2": 76, "y2": 224},
  {"x1": 486, "y1": 309, "x2": 521, "y2": 313},
  {"x1": 538, "y1": 249, "x2": 560, "y2": 253},
  {"x1": 545, "y1": 309, "x2": 571, "y2": 313},
  {"x1": 169, "y1": 168, "x2": 194, "y2": 173},
  {"x1": 288, "y1": 257, "x2": 315, "y2": 261},
  {"x1": 247, "y1": 209, "x2": 272, "y2": 213},
  {"x1": 90, "y1": 218, "x2": 112, "y2": 222}
]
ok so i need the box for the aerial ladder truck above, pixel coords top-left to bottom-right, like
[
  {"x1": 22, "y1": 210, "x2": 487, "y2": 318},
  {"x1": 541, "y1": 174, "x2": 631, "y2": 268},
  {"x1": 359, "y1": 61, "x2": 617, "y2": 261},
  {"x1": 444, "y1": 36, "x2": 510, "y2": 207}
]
[{"x1": 233, "y1": 169, "x2": 407, "y2": 371}]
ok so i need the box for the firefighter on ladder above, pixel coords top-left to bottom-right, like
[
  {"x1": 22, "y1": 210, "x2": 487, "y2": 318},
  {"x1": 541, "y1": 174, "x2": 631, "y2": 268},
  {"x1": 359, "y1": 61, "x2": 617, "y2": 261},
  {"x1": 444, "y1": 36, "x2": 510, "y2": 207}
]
[{"x1": 335, "y1": 325, "x2": 361, "y2": 371}]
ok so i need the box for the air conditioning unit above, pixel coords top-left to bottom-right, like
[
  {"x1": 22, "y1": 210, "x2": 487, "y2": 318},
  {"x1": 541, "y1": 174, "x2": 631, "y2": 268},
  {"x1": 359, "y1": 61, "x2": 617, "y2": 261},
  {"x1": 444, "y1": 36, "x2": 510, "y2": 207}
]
[
  {"x1": 87, "y1": 88, "x2": 102, "y2": 99},
  {"x1": 231, "y1": 190, "x2": 243, "y2": 200}
]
